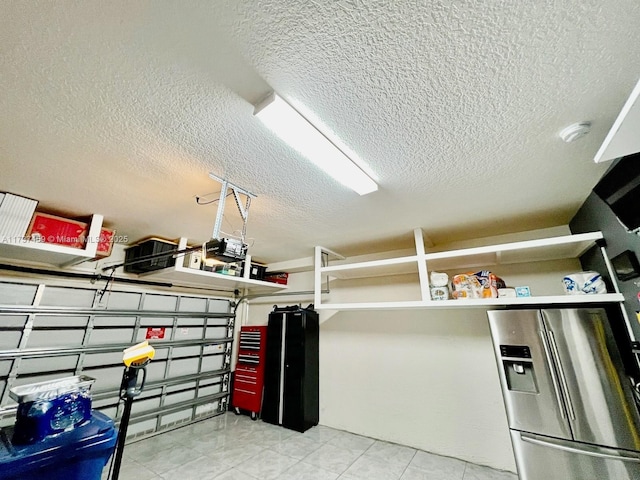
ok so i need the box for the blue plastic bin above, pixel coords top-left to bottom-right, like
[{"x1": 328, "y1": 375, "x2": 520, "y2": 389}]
[{"x1": 0, "y1": 410, "x2": 117, "y2": 480}]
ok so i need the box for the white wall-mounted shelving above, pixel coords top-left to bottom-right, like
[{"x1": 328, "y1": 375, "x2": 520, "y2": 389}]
[
  {"x1": 313, "y1": 294, "x2": 625, "y2": 311},
  {"x1": 314, "y1": 229, "x2": 625, "y2": 310},
  {"x1": 140, "y1": 237, "x2": 288, "y2": 294},
  {"x1": 594, "y1": 77, "x2": 640, "y2": 163},
  {"x1": 0, "y1": 214, "x2": 104, "y2": 267}
]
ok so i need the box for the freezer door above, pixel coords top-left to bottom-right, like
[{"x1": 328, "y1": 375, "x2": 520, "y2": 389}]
[
  {"x1": 488, "y1": 310, "x2": 572, "y2": 439},
  {"x1": 541, "y1": 308, "x2": 640, "y2": 451},
  {"x1": 510, "y1": 430, "x2": 640, "y2": 480}
]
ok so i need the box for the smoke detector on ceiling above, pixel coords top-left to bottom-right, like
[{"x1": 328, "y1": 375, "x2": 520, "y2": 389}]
[{"x1": 559, "y1": 122, "x2": 591, "y2": 143}]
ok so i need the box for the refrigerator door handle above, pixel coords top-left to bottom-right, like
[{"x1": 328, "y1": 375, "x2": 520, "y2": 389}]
[
  {"x1": 547, "y1": 329, "x2": 576, "y2": 421},
  {"x1": 539, "y1": 330, "x2": 567, "y2": 419},
  {"x1": 520, "y1": 433, "x2": 640, "y2": 463}
]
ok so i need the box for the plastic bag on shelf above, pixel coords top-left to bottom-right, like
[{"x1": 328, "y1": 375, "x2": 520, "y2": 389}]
[
  {"x1": 562, "y1": 271, "x2": 606, "y2": 295},
  {"x1": 452, "y1": 271, "x2": 506, "y2": 299}
]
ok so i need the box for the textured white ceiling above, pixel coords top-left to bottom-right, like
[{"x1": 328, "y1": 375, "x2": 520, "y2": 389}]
[{"x1": 1, "y1": 1, "x2": 639, "y2": 263}]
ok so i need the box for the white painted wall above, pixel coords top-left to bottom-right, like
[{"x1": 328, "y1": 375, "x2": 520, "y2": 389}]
[
  {"x1": 319, "y1": 307, "x2": 515, "y2": 471},
  {"x1": 241, "y1": 232, "x2": 585, "y2": 473},
  {"x1": 244, "y1": 277, "x2": 521, "y2": 471}
]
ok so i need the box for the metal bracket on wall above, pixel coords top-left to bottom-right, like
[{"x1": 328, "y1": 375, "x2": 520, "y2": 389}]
[
  {"x1": 313, "y1": 246, "x2": 345, "y2": 307},
  {"x1": 209, "y1": 173, "x2": 256, "y2": 243},
  {"x1": 219, "y1": 374, "x2": 230, "y2": 413}
]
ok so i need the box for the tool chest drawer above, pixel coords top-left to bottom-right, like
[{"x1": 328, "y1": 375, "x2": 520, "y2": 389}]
[{"x1": 231, "y1": 326, "x2": 267, "y2": 419}]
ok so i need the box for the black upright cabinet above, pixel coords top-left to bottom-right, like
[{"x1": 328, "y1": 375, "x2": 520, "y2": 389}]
[{"x1": 262, "y1": 305, "x2": 319, "y2": 433}]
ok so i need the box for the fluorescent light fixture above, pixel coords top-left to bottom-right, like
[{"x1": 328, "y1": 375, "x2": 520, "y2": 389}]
[{"x1": 254, "y1": 92, "x2": 378, "y2": 195}]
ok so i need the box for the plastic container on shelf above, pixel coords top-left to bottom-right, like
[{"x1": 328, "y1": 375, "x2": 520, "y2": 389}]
[
  {"x1": 0, "y1": 410, "x2": 117, "y2": 480},
  {"x1": 124, "y1": 238, "x2": 177, "y2": 273},
  {"x1": 9, "y1": 376, "x2": 95, "y2": 445},
  {"x1": 429, "y1": 271, "x2": 450, "y2": 300},
  {"x1": 9, "y1": 376, "x2": 95, "y2": 404}
]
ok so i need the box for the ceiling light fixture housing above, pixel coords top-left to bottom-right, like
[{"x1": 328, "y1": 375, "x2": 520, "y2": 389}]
[
  {"x1": 559, "y1": 122, "x2": 591, "y2": 143},
  {"x1": 254, "y1": 92, "x2": 378, "y2": 195}
]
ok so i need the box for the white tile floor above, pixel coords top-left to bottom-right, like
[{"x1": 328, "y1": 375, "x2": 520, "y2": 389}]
[{"x1": 102, "y1": 412, "x2": 518, "y2": 480}]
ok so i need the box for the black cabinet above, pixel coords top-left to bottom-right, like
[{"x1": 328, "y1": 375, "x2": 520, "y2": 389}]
[{"x1": 262, "y1": 305, "x2": 319, "y2": 433}]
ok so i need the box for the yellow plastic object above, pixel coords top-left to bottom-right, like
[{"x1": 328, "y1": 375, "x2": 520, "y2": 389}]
[{"x1": 122, "y1": 341, "x2": 155, "y2": 367}]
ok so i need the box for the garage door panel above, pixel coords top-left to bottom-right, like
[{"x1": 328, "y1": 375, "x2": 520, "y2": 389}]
[
  {"x1": 19, "y1": 355, "x2": 79, "y2": 374},
  {"x1": 86, "y1": 366, "x2": 127, "y2": 392},
  {"x1": 164, "y1": 390, "x2": 195, "y2": 406},
  {"x1": 145, "y1": 361, "x2": 168, "y2": 383},
  {"x1": 205, "y1": 326, "x2": 227, "y2": 339},
  {"x1": 128, "y1": 419, "x2": 157, "y2": 437},
  {"x1": 168, "y1": 358, "x2": 200, "y2": 377},
  {"x1": 174, "y1": 324, "x2": 204, "y2": 341},
  {"x1": 160, "y1": 409, "x2": 192, "y2": 426},
  {"x1": 103, "y1": 292, "x2": 141, "y2": 310},
  {"x1": 201, "y1": 355, "x2": 224, "y2": 372},
  {"x1": 179, "y1": 297, "x2": 207, "y2": 312},
  {"x1": 93, "y1": 316, "x2": 137, "y2": 327},
  {"x1": 208, "y1": 299, "x2": 230, "y2": 313},
  {"x1": 83, "y1": 351, "x2": 123, "y2": 368},
  {"x1": 26, "y1": 329, "x2": 85, "y2": 348},
  {"x1": 0, "y1": 331, "x2": 22, "y2": 350},
  {"x1": 143, "y1": 295, "x2": 177, "y2": 311},
  {"x1": 167, "y1": 381, "x2": 196, "y2": 394},
  {"x1": 39, "y1": 287, "x2": 95, "y2": 307},
  {"x1": 0, "y1": 316, "x2": 28, "y2": 328},
  {"x1": 0, "y1": 279, "x2": 233, "y2": 440},
  {"x1": 33, "y1": 316, "x2": 89, "y2": 328},
  {"x1": 171, "y1": 346, "x2": 201, "y2": 359},
  {"x1": 0, "y1": 361, "x2": 12, "y2": 377},
  {"x1": 0, "y1": 283, "x2": 37, "y2": 305},
  {"x1": 198, "y1": 383, "x2": 222, "y2": 398},
  {"x1": 87, "y1": 328, "x2": 133, "y2": 345},
  {"x1": 196, "y1": 401, "x2": 219, "y2": 416}
]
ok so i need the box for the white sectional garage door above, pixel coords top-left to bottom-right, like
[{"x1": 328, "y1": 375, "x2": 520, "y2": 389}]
[{"x1": 0, "y1": 278, "x2": 234, "y2": 439}]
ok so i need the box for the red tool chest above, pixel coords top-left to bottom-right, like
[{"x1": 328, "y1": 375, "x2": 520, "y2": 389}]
[{"x1": 231, "y1": 326, "x2": 268, "y2": 420}]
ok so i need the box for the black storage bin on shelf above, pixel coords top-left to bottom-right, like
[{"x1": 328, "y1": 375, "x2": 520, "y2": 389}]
[
  {"x1": 240, "y1": 263, "x2": 267, "y2": 281},
  {"x1": 262, "y1": 304, "x2": 319, "y2": 433},
  {"x1": 124, "y1": 239, "x2": 176, "y2": 273}
]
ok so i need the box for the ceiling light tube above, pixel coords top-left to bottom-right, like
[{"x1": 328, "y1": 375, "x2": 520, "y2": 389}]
[{"x1": 254, "y1": 92, "x2": 378, "y2": 195}]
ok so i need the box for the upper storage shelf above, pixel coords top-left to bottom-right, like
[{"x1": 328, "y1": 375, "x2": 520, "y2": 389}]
[
  {"x1": 0, "y1": 214, "x2": 104, "y2": 268},
  {"x1": 321, "y1": 231, "x2": 602, "y2": 279},
  {"x1": 321, "y1": 254, "x2": 419, "y2": 279},
  {"x1": 424, "y1": 231, "x2": 601, "y2": 271},
  {"x1": 139, "y1": 238, "x2": 288, "y2": 294},
  {"x1": 140, "y1": 265, "x2": 288, "y2": 294},
  {"x1": 313, "y1": 229, "x2": 625, "y2": 310}
]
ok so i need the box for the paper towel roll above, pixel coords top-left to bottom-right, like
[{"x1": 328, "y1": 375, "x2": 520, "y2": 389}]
[{"x1": 430, "y1": 271, "x2": 449, "y2": 287}]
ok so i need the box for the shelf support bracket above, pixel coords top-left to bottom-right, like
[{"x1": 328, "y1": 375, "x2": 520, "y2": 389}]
[
  {"x1": 209, "y1": 173, "x2": 256, "y2": 243},
  {"x1": 414, "y1": 228, "x2": 430, "y2": 302}
]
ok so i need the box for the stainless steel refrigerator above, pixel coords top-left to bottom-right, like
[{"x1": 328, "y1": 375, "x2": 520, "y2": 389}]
[{"x1": 487, "y1": 308, "x2": 640, "y2": 479}]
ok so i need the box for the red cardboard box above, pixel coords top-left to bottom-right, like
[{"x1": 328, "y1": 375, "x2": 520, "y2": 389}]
[
  {"x1": 95, "y1": 228, "x2": 115, "y2": 258},
  {"x1": 264, "y1": 272, "x2": 289, "y2": 285},
  {"x1": 27, "y1": 213, "x2": 88, "y2": 249}
]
